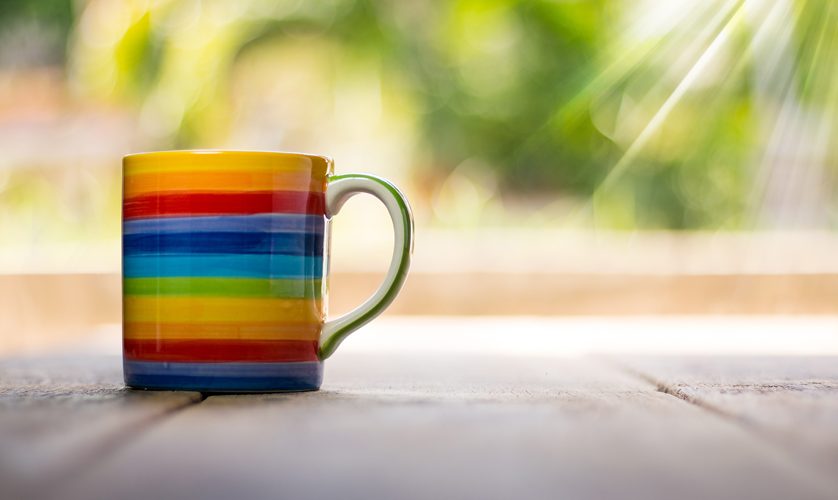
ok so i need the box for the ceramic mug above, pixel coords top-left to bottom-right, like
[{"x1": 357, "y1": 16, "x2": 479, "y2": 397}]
[{"x1": 122, "y1": 150, "x2": 413, "y2": 392}]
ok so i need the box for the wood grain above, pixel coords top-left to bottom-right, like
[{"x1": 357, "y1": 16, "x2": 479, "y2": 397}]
[
  {"x1": 58, "y1": 353, "x2": 834, "y2": 500},
  {"x1": 614, "y1": 356, "x2": 838, "y2": 489},
  {"x1": 0, "y1": 356, "x2": 201, "y2": 500}
]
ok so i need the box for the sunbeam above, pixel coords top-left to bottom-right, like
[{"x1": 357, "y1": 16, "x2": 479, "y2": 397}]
[
  {"x1": 590, "y1": 0, "x2": 748, "y2": 205},
  {"x1": 749, "y1": 0, "x2": 838, "y2": 228}
]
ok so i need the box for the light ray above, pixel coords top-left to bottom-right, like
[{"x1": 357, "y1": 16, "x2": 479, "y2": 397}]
[
  {"x1": 749, "y1": 0, "x2": 837, "y2": 228},
  {"x1": 514, "y1": 0, "x2": 716, "y2": 167},
  {"x1": 590, "y1": 0, "x2": 748, "y2": 204}
]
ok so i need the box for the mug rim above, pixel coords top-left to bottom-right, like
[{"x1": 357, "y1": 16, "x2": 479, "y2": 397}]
[{"x1": 123, "y1": 149, "x2": 333, "y2": 171}]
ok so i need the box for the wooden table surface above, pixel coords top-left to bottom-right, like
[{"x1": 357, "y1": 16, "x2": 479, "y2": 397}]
[{"x1": 2, "y1": 317, "x2": 837, "y2": 500}]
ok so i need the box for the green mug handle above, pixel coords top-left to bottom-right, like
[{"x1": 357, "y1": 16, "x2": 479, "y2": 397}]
[{"x1": 318, "y1": 173, "x2": 414, "y2": 360}]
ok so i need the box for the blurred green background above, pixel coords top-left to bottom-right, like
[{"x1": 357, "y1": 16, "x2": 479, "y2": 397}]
[{"x1": 0, "y1": 0, "x2": 836, "y2": 250}]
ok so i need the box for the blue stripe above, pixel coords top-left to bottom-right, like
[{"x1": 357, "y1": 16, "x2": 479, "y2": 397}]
[
  {"x1": 123, "y1": 232, "x2": 324, "y2": 256},
  {"x1": 124, "y1": 360, "x2": 323, "y2": 392},
  {"x1": 123, "y1": 254, "x2": 323, "y2": 278},
  {"x1": 123, "y1": 214, "x2": 325, "y2": 235}
]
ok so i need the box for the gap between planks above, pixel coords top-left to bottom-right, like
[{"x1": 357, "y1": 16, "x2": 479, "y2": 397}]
[
  {"x1": 33, "y1": 392, "x2": 208, "y2": 500},
  {"x1": 603, "y1": 357, "x2": 838, "y2": 494},
  {"x1": 617, "y1": 362, "x2": 744, "y2": 422}
]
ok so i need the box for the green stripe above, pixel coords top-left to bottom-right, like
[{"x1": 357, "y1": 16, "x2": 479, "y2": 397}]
[{"x1": 124, "y1": 277, "x2": 322, "y2": 298}]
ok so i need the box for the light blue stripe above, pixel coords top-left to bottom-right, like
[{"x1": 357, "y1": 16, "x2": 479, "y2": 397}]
[
  {"x1": 123, "y1": 214, "x2": 325, "y2": 235},
  {"x1": 123, "y1": 254, "x2": 323, "y2": 278}
]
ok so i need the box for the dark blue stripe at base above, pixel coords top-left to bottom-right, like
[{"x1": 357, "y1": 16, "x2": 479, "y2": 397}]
[{"x1": 124, "y1": 359, "x2": 323, "y2": 393}]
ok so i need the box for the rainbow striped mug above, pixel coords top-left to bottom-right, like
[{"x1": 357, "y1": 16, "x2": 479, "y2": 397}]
[{"x1": 122, "y1": 150, "x2": 413, "y2": 392}]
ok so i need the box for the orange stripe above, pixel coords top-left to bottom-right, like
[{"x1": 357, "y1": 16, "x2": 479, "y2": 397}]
[
  {"x1": 124, "y1": 322, "x2": 321, "y2": 340},
  {"x1": 124, "y1": 171, "x2": 325, "y2": 197}
]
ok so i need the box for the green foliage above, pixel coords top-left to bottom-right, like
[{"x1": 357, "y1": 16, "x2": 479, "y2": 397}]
[
  {"x1": 2, "y1": 0, "x2": 833, "y2": 230},
  {"x1": 399, "y1": 0, "x2": 619, "y2": 195},
  {"x1": 0, "y1": 0, "x2": 74, "y2": 65}
]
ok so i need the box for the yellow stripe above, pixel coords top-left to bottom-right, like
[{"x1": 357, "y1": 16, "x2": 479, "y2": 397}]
[
  {"x1": 123, "y1": 151, "x2": 332, "y2": 177},
  {"x1": 124, "y1": 296, "x2": 323, "y2": 324},
  {"x1": 123, "y1": 322, "x2": 321, "y2": 340},
  {"x1": 124, "y1": 171, "x2": 325, "y2": 197}
]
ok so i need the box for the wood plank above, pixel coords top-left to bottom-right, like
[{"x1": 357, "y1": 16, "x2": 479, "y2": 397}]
[
  {"x1": 614, "y1": 356, "x2": 838, "y2": 488},
  {"x1": 0, "y1": 356, "x2": 201, "y2": 499},
  {"x1": 60, "y1": 352, "x2": 834, "y2": 500}
]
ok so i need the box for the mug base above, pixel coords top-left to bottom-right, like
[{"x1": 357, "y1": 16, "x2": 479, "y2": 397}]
[{"x1": 124, "y1": 359, "x2": 323, "y2": 393}]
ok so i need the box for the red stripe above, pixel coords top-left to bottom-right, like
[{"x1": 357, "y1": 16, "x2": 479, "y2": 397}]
[
  {"x1": 124, "y1": 339, "x2": 319, "y2": 362},
  {"x1": 123, "y1": 192, "x2": 325, "y2": 219}
]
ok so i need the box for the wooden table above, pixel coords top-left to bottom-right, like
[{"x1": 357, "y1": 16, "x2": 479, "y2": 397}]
[{"x1": 2, "y1": 317, "x2": 837, "y2": 500}]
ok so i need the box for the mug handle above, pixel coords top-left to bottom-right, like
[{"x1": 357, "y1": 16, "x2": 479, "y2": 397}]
[{"x1": 318, "y1": 173, "x2": 414, "y2": 359}]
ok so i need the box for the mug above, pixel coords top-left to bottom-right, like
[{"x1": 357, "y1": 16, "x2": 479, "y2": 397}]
[{"x1": 122, "y1": 150, "x2": 413, "y2": 392}]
